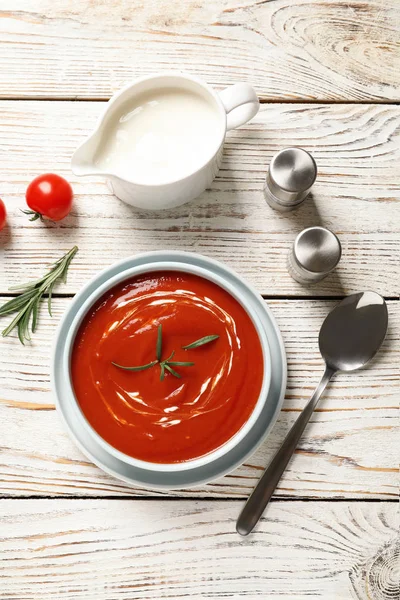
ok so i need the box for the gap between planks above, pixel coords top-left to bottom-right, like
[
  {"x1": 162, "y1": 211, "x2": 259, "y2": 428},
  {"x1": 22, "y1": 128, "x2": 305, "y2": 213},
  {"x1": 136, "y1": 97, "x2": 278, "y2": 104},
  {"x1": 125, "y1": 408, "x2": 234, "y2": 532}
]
[
  {"x1": 1, "y1": 98, "x2": 400, "y2": 106},
  {"x1": 0, "y1": 495, "x2": 398, "y2": 502}
]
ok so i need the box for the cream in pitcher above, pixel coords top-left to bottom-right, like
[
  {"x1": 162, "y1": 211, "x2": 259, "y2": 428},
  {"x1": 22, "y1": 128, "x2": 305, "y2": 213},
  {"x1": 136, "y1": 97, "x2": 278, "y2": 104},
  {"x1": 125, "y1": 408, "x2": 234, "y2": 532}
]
[
  {"x1": 94, "y1": 88, "x2": 222, "y2": 185},
  {"x1": 72, "y1": 73, "x2": 259, "y2": 210}
]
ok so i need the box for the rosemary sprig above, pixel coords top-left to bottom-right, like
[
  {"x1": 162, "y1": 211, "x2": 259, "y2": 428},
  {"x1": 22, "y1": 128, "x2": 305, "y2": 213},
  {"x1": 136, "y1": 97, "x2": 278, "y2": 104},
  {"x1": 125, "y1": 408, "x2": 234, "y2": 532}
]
[
  {"x1": 182, "y1": 335, "x2": 219, "y2": 350},
  {"x1": 112, "y1": 323, "x2": 195, "y2": 380},
  {"x1": 0, "y1": 246, "x2": 78, "y2": 344}
]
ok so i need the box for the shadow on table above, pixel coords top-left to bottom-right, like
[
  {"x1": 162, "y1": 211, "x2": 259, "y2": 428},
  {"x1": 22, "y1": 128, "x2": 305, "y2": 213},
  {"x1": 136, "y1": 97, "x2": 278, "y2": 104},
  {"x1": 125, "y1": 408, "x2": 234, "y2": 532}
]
[
  {"x1": 278, "y1": 191, "x2": 346, "y2": 297},
  {"x1": 0, "y1": 221, "x2": 12, "y2": 247}
]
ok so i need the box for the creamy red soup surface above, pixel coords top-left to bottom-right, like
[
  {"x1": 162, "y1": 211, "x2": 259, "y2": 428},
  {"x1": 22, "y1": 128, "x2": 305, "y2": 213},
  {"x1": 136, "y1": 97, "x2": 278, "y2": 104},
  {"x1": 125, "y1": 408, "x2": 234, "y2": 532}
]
[{"x1": 71, "y1": 271, "x2": 264, "y2": 463}]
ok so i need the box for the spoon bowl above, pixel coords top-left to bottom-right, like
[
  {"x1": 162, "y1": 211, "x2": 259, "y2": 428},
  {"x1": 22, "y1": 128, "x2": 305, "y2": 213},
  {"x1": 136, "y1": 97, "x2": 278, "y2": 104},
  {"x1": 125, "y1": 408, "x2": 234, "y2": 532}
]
[
  {"x1": 319, "y1": 291, "x2": 388, "y2": 372},
  {"x1": 237, "y1": 291, "x2": 388, "y2": 536}
]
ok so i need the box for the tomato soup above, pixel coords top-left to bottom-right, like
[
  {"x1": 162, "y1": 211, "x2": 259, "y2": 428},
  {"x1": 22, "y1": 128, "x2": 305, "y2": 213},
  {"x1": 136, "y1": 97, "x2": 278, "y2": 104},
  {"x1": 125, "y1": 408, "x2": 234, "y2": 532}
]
[{"x1": 71, "y1": 271, "x2": 264, "y2": 463}]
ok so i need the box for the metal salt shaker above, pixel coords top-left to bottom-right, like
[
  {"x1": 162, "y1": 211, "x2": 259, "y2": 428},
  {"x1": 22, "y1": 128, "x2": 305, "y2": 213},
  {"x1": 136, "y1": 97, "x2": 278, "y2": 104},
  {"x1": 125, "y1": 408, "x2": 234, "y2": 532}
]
[
  {"x1": 264, "y1": 147, "x2": 317, "y2": 211},
  {"x1": 288, "y1": 226, "x2": 342, "y2": 284}
]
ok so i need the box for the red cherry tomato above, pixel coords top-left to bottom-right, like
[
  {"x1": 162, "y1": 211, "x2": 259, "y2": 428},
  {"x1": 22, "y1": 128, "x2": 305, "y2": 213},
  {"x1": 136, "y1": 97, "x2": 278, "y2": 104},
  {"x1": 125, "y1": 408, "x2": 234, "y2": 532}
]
[
  {"x1": 25, "y1": 174, "x2": 73, "y2": 221},
  {"x1": 0, "y1": 198, "x2": 6, "y2": 231}
]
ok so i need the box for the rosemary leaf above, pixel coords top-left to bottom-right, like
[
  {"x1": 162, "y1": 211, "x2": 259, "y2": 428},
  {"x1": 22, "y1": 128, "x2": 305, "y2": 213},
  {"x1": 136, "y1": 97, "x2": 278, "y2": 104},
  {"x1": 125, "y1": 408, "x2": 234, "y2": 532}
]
[
  {"x1": 182, "y1": 335, "x2": 219, "y2": 350},
  {"x1": 31, "y1": 300, "x2": 39, "y2": 333},
  {"x1": 164, "y1": 364, "x2": 181, "y2": 379},
  {"x1": 47, "y1": 281, "x2": 56, "y2": 317},
  {"x1": 112, "y1": 360, "x2": 158, "y2": 372},
  {"x1": 163, "y1": 350, "x2": 175, "y2": 363},
  {"x1": 19, "y1": 301, "x2": 34, "y2": 344},
  {"x1": 17, "y1": 321, "x2": 27, "y2": 345},
  {"x1": 8, "y1": 281, "x2": 43, "y2": 292},
  {"x1": 0, "y1": 246, "x2": 78, "y2": 344},
  {"x1": 156, "y1": 324, "x2": 162, "y2": 361},
  {"x1": 2, "y1": 310, "x2": 26, "y2": 339},
  {"x1": 167, "y1": 361, "x2": 195, "y2": 367},
  {"x1": 0, "y1": 289, "x2": 37, "y2": 316}
]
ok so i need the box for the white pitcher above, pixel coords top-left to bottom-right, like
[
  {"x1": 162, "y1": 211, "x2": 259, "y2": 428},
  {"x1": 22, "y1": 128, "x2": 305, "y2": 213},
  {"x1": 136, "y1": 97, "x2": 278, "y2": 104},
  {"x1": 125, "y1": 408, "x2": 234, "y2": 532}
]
[{"x1": 71, "y1": 73, "x2": 259, "y2": 210}]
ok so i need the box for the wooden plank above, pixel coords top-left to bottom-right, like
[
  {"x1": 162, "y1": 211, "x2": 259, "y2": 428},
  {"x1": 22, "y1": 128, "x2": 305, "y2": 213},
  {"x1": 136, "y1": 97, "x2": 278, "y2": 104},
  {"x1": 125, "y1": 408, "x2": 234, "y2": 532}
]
[
  {"x1": 0, "y1": 0, "x2": 399, "y2": 101},
  {"x1": 0, "y1": 499, "x2": 398, "y2": 599},
  {"x1": 0, "y1": 298, "x2": 398, "y2": 499},
  {"x1": 0, "y1": 101, "x2": 399, "y2": 297}
]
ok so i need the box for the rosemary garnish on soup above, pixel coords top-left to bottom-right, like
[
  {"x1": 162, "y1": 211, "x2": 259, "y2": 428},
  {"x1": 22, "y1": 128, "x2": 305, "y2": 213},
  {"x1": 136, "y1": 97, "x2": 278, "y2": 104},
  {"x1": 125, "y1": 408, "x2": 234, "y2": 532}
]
[{"x1": 112, "y1": 324, "x2": 218, "y2": 380}]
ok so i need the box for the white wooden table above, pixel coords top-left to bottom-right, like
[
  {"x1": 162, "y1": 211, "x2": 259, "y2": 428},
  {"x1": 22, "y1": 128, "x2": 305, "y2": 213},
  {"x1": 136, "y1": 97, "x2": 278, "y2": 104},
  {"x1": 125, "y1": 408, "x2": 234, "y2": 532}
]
[{"x1": 0, "y1": 2, "x2": 399, "y2": 598}]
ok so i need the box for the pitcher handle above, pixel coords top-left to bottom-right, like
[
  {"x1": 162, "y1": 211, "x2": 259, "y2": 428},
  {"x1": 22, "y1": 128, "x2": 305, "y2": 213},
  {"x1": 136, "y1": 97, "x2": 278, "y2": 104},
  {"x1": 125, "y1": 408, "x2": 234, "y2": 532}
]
[{"x1": 218, "y1": 83, "x2": 259, "y2": 131}]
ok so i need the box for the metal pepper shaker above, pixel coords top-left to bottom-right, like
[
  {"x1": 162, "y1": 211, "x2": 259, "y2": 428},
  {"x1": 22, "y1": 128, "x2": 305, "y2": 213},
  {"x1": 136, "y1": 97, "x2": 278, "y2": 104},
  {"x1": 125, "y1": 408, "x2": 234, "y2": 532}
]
[
  {"x1": 264, "y1": 147, "x2": 317, "y2": 211},
  {"x1": 288, "y1": 226, "x2": 342, "y2": 284}
]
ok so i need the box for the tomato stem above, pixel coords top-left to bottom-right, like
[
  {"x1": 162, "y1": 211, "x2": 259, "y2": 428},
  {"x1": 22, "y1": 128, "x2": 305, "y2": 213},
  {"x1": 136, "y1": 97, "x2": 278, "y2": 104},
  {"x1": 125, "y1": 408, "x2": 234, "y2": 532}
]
[{"x1": 21, "y1": 209, "x2": 43, "y2": 222}]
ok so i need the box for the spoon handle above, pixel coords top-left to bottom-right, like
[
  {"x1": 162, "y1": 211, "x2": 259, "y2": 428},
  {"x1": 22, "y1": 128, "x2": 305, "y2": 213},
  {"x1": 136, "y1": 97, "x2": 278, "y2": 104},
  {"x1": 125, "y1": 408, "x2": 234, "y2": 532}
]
[{"x1": 236, "y1": 365, "x2": 335, "y2": 536}]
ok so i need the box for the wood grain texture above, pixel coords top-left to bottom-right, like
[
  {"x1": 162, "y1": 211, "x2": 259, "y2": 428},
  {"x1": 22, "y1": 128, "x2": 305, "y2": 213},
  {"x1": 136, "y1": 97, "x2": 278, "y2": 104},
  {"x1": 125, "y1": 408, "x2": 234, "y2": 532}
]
[
  {"x1": 1, "y1": 1, "x2": 399, "y2": 594},
  {"x1": 0, "y1": 500, "x2": 397, "y2": 599},
  {"x1": 0, "y1": 298, "x2": 398, "y2": 498},
  {"x1": 0, "y1": 101, "x2": 399, "y2": 296},
  {"x1": 0, "y1": 0, "x2": 399, "y2": 101},
  {"x1": 350, "y1": 536, "x2": 400, "y2": 600}
]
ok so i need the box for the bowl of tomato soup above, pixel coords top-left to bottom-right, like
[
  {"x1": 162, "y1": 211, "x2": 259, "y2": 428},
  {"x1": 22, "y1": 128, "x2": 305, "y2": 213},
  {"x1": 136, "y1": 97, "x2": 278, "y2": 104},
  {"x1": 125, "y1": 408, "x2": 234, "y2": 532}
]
[{"x1": 61, "y1": 261, "x2": 271, "y2": 472}]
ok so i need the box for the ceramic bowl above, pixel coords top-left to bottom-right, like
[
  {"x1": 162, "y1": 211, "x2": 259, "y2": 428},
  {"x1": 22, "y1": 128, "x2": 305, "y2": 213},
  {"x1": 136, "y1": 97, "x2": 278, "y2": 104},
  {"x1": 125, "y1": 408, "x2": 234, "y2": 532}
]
[
  {"x1": 52, "y1": 252, "x2": 286, "y2": 487},
  {"x1": 57, "y1": 259, "x2": 271, "y2": 471}
]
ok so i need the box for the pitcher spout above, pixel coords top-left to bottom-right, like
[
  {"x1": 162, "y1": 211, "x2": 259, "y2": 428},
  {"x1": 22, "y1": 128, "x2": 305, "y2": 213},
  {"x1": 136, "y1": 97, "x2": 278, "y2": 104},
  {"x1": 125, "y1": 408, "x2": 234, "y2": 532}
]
[{"x1": 71, "y1": 135, "x2": 102, "y2": 177}]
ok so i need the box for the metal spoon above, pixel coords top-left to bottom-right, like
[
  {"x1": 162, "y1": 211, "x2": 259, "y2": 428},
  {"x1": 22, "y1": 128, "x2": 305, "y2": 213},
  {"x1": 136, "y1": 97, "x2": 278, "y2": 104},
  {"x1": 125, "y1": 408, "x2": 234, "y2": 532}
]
[{"x1": 236, "y1": 291, "x2": 388, "y2": 536}]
